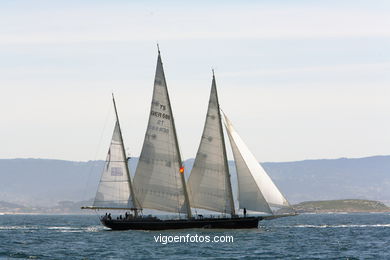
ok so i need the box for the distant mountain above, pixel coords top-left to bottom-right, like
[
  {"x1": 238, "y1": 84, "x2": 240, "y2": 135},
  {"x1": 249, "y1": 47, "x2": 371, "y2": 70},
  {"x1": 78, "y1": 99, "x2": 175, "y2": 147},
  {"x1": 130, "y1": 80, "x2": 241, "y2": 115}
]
[
  {"x1": 0, "y1": 159, "x2": 104, "y2": 206},
  {"x1": 261, "y1": 156, "x2": 390, "y2": 205},
  {"x1": 0, "y1": 200, "x2": 25, "y2": 209},
  {"x1": 1, "y1": 155, "x2": 390, "y2": 208}
]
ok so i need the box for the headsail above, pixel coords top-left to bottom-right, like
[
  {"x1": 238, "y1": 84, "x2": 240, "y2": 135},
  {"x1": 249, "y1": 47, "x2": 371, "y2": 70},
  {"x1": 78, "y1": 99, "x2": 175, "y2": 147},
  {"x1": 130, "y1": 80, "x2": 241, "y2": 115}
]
[
  {"x1": 223, "y1": 113, "x2": 290, "y2": 213},
  {"x1": 93, "y1": 120, "x2": 134, "y2": 209},
  {"x1": 188, "y1": 73, "x2": 235, "y2": 215},
  {"x1": 133, "y1": 51, "x2": 191, "y2": 216}
]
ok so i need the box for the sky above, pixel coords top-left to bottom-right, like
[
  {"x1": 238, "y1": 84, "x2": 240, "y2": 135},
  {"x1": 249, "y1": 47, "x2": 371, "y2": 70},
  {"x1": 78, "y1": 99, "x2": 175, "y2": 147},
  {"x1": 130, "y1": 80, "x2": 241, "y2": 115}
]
[{"x1": 1, "y1": 0, "x2": 389, "y2": 162}]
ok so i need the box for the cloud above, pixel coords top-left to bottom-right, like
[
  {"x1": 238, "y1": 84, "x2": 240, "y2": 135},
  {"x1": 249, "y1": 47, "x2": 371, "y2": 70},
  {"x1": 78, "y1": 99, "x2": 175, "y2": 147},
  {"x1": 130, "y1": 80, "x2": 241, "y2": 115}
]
[
  {"x1": 0, "y1": 3, "x2": 389, "y2": 45},
  {"x1": 219, "y1": 62, "x2": 390, "y2": 78}
]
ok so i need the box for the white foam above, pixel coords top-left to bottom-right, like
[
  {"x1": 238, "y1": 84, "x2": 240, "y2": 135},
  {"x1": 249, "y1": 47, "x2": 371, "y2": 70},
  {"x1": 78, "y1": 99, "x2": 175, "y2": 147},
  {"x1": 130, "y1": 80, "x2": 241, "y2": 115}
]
[
  {"x1": 0, "y1": 225, "x2": 38, "y2": 230},
  {"x1": 47, "y1": 226, "x2": 75, "y2": 230},
  {"x1": 284, "y1": 224, "x2": 390, "y2": 228},
  {"x1": 84, "y1": 226, "x2": 104, "y2": 232}
]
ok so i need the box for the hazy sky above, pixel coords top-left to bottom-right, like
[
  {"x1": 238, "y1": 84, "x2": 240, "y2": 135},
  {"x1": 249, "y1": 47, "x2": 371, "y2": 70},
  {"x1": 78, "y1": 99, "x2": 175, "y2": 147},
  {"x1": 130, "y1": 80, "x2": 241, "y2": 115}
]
[{"x1": 1, "y1": 0, "x2": 389, "y2": 162}]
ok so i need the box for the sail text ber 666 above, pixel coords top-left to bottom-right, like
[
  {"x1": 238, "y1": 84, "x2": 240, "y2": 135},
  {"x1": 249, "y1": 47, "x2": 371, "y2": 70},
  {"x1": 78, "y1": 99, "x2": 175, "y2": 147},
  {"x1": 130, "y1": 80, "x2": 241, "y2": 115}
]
[{"x1": 132, "y1": 51, "x2": 192, "y2": 217}]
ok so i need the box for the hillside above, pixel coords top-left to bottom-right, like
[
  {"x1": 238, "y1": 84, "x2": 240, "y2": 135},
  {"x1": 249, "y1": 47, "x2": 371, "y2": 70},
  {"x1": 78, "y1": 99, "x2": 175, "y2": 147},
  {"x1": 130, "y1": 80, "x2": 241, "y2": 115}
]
[
  {"x1": 0, "y1": 159, "x2": 105, "y2": 206},
  {"x1": 1, "y1": 155, "x2": 390, "y2": 209},
  {"x1": 261, "y1": 156, "x2": 390, "y2": 204},
  {"x1": 292, "y1": 199, "x2": 390, "y2": 213}
]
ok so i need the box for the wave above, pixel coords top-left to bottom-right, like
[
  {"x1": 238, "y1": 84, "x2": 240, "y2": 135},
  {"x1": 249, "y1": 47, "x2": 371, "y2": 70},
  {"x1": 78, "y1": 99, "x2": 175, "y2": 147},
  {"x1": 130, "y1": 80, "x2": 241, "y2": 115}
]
[
  {"x1": 0, "y1": 225, "x2": 39, "y2": 230},
  {"x1": 47, "y1": 226, "x2": 104, "y2": 232},
  {"x1": 0, "y1": 225, "x2": 104, "y2": 232},
  {"x1": 279, "y1": 224, "x2": 390, "y2": 228}
]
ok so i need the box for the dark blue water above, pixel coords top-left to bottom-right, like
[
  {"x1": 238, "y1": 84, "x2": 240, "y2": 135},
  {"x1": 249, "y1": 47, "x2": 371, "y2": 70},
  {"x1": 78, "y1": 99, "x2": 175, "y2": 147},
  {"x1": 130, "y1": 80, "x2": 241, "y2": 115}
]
[{"x1": 1, "y1": 213, "x2": 389, "y2": 259}]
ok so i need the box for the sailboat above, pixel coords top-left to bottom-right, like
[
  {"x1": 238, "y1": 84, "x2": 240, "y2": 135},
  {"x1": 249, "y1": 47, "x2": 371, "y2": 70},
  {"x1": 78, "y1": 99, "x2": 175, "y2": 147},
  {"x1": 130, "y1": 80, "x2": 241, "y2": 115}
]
[{"x1": 82, "y1": 50, "x2": 295, "y2": 230}]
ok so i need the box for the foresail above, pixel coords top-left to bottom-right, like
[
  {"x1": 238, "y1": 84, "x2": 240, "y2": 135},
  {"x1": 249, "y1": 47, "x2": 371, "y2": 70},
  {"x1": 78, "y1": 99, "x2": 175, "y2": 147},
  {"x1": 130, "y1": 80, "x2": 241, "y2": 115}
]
[
  {"x1": 93, "y1": 121, "x2": 133, "y2": 209},
  {"x1": 223, "y1": 113, "x2": 290, "y2": 213},
  {"x1": 187, "y1": 75, "x2": 235, "y2": 214},
  {"x1": 133, "y1": 52, "x2": 189, "y2": 214}
]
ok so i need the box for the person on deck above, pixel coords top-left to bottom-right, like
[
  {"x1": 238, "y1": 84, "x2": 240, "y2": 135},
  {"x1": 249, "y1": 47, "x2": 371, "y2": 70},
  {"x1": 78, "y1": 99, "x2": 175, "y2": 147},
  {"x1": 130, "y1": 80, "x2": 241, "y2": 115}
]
[{"x1": 243, "y1": 208, "x2": 247, "y2": 218}]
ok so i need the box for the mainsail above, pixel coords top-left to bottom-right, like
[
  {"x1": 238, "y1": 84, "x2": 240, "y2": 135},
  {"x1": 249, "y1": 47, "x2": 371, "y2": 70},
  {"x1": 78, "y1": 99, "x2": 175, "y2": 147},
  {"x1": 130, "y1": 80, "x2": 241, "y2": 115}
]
[
  {"x1": 133, "y1": 50, "x2": 191, "y2": 216},
  {"x1": 223, "y1": 113, "x2": 290, "y2": 213},
  {"x1": 188, "y1": 73, "x2": 235, "y2": 215},
  {"x1": 92, "y1": 96, "x2": 136, "y2": 209}
]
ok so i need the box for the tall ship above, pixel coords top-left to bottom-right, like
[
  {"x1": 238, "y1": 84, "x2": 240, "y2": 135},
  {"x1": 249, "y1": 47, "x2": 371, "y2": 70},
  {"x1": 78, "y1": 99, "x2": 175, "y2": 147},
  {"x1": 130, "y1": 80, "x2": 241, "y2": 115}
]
[{"x1": 82, "y1": 49, "x2": 296, "y2": 230}]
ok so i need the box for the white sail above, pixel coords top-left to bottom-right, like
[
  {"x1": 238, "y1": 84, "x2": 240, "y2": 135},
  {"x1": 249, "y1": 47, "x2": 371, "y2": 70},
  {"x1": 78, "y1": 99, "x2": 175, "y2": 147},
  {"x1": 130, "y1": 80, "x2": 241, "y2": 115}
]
[
  {"x1": 93, "y1": 121, "x2": 134, "y2": 209},
  {"x1": 223, "y1": 113, "x2": 290, "y2": 212},
  {"x1": 133, "y1": 52, "x2": 190, "y2": 214},
  {"x1": 187, "y1": 75, "x2": 235, "y2": 214}
]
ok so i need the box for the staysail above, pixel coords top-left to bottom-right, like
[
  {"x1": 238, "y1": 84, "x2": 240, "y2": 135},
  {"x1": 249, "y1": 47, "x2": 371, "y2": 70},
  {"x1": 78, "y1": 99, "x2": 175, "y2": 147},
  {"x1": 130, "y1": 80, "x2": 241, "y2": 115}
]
[
  {"x1": 188, "y1": 73, "x2": 235, "y2": 215},
  {"x1": 92, "y1": 97, "x2": 136, "y2": 209},
  {"x1": 223, "y1": 113, "x2": 290, "y2": 213},
  {"x1": 133, "y1": 50, "x2": 191, "y2": 216}
]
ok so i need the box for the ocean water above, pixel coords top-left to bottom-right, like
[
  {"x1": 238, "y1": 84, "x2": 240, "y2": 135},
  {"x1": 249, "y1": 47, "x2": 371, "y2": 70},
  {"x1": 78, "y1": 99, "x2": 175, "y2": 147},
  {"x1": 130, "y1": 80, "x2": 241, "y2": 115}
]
[{"x1": 0, "y1": 213, "x2": 389, "y2": 259}]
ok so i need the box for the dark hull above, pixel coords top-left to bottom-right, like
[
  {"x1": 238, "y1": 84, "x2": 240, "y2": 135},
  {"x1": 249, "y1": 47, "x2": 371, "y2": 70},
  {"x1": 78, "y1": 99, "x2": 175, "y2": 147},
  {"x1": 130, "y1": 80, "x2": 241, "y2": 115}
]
[{"x1": 101, "y1": 216, "x2": 264, "y2": 230}]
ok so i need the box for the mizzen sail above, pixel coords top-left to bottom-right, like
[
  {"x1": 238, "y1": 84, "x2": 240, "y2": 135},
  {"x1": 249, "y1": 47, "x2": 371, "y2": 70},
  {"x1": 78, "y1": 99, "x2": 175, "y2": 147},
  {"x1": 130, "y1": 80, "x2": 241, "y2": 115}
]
[
  {"x1": 223, "y1": 113, "x2": 290, "y2": 213},
  {"x1": 93, "y1": 121, "x2": 134, "y2": 209},
  {"x1": 133, "y1": 51, "x2": 191, "y2": 215},
  {"x1": 188, "y1": 73, "x2": 235, "y2": 215}
]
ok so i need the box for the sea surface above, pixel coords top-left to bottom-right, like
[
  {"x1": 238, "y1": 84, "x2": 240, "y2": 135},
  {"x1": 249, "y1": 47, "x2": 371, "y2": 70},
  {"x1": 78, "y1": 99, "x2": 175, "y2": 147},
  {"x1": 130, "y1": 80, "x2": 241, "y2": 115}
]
[{"x1": 0, "y1": 213, "x2": 389, "y2": 259}]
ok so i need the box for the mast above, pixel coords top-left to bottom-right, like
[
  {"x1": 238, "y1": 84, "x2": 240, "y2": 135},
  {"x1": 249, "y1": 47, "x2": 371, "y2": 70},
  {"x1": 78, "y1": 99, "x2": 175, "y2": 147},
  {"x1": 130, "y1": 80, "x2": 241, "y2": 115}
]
[
  {"x1": 112, "y1": 93, "x2": 139, "y2": 211},
  {"x1": 158, "y1": 49, "x2": 192, "y2": 218},
  {"x1": 213, "y1": 71, "x2": 236, "y2": 216},
  {"x1": 133, "y1": 49, "x2": 192, "y2": 217}
]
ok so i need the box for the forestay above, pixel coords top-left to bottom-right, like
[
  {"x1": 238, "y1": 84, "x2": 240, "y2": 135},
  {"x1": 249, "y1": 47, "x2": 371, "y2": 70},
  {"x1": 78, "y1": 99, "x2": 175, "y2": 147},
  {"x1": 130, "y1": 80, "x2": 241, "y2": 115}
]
[
  {"x1": 188, "y1": 75, "x2": 235, "y2": 214},
  {"x1": 133, "y1": 52, "x2": 189, "y2": 214},
  {"x1": 223, "y1": 113, "x2": 290, "y2": 213}
]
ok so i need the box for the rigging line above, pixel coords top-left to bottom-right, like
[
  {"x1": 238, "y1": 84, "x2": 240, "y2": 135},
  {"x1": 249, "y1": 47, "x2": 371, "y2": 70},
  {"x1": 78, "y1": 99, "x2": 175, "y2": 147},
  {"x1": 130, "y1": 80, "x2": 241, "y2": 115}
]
[
  {"x1": 127, "y1": 157, "x2": 141, "y2": 208},
  {"x1": 82, "y1": 97, "x2": 113, "y2": 203},
  {"x1": 94, "y1": 209, "x2": 101, "y2": 218}
]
